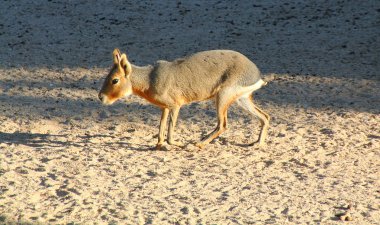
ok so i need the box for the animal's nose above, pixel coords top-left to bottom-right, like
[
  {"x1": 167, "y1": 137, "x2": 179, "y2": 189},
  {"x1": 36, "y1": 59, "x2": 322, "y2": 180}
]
[{"x1": 98, "y1": 93, "x2": 104, "y2": 101}]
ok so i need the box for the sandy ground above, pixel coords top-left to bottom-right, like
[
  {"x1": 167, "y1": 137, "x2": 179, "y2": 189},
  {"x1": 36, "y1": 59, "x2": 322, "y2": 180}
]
[{"x1": 0, "y1": 0, "x2": 379, "y2": 224}]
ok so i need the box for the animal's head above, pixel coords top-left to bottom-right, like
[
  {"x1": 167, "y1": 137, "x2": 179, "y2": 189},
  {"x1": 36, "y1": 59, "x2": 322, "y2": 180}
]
[{"x1": 98, "y1": 49, "x2": 133, "y2": 105}]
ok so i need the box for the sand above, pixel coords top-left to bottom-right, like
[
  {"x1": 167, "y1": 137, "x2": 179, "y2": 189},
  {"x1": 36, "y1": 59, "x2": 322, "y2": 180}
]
[{"x1": 0, "y1": 0, "x2": 379, "y2": 224}]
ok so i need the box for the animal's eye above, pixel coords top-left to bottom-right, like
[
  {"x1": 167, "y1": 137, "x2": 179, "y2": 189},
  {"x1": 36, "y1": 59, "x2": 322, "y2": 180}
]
[{"x1": 112, "y1": 78, "x2": 119, "y2": 85}]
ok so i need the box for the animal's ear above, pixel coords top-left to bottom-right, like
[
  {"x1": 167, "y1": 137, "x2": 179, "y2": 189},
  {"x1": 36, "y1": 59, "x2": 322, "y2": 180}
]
[
  {"x1": 113, "y1": 48, "x2": 121, "y2": 64},
  {"x1": 120, "y1": 53, "x2": 132, "y2": 77}
]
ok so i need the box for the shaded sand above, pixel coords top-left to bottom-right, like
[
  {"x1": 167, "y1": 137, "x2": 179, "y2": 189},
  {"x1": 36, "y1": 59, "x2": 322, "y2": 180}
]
[{"x1": 0, "y1": 0, "x2": 379, "y2": 224}]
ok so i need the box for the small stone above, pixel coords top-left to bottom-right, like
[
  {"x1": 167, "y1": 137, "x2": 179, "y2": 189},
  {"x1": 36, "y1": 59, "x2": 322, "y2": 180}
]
[
  {"x1": 180, "y1": 207, "x2": 189, "y2": 214},
  {"x1": 99, "y1": 110, "x2": 110, "y2": 119},
  {"x1": 296, "y1": 128, "x2": 306, "y2": 135},
  {"x1": 340, "y1": 214, "x2": 353, "y2": 221}
]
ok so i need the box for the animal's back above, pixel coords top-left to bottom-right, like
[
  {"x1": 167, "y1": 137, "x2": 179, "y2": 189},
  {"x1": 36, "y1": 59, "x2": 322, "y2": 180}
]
[{"x1": 150, "y1": 50, "x2": 262, "y2": 105}]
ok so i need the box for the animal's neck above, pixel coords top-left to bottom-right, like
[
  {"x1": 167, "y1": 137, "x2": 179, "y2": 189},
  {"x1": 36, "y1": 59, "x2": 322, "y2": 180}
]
[{"x1": 130, "y1": 64, "x2": 153, "y2": 96}]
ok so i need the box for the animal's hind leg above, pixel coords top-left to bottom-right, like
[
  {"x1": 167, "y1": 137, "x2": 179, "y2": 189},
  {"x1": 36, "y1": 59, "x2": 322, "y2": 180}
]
[
  {"x1": 196, "y1": 92, "x2": 232, "y2": 149},
  {"x1": 237, "y1": 95, "x2": 270, "y2": 147}
]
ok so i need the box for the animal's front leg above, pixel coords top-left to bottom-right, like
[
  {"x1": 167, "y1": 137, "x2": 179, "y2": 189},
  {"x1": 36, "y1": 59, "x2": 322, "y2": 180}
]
[
  {"x1": 156, "y1": 108, "x2": 169, "y2": 149},
  {"x1": 167, "y1": 106, "x2": 183, "y2": 147}
]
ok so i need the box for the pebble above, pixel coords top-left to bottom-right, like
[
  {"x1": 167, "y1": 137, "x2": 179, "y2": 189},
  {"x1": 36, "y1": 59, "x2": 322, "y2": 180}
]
[{"x1": 99, "y1": 110, "x2": 110, "y2": 119}]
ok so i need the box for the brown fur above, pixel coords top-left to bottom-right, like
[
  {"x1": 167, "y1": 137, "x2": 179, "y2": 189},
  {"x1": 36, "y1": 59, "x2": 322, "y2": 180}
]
[{"x1": 99, "y1": 49, "x2": 270, "y2": 149}]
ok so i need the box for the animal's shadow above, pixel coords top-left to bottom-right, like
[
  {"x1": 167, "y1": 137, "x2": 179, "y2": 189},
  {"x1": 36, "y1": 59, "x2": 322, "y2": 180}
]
[{"x1": 0, "y1": 131, "x2": 157, "y2": 152}]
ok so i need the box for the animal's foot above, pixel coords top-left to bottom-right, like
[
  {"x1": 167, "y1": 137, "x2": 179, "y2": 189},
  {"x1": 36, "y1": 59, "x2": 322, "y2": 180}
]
[
  {"x1": 195, "y1": 142, "x2": 205, "y2": 149},
  {"x1": 168, "y1": 140, "x2": 184, "y2": 147},
  {"x1": 155, "y1": 143, "x2": 164, "y2": 150}
]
